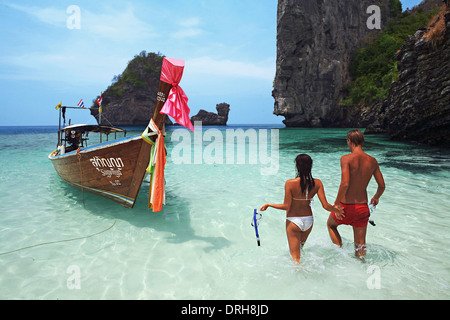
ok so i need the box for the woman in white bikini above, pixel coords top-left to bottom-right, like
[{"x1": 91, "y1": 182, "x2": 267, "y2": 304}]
[{"x1": 260, "y1": 154, "x2": 344, "y2": 264}]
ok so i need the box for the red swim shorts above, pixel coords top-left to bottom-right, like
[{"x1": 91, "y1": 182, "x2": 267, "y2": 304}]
[{"x1": 331, "y1": 203, "x2": 370, "y2": 228}]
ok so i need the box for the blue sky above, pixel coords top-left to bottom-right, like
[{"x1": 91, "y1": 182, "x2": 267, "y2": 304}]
[{"x1": 0, "y1": 0, "x2": 423, "y2": 126}]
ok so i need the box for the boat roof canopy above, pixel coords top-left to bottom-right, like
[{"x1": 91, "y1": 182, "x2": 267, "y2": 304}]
[{"x1": 60, "y1": 124, "x2": 126, "y2": 134}]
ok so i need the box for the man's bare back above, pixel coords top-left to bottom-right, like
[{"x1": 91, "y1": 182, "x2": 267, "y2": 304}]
[
  {"x1": 339, "y1": 150, "x2": 380, "y2": 204},
  {"x1": 334, "y1": 135, "x2": 385, "y2": 206},
  {"x1": 327, "y1": 130, "x2": 385, "y2": 259}
]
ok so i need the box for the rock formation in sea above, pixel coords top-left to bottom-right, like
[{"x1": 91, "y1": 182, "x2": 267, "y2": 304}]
[
  {"x1": 190, "y1": 103, "x2": 230, "y2": 126},
  {"x1": 272, "y1": 0, "x2": 393, "y2": 127},
  {"x1": 367, "y1": 3, "x2": 450, "y2": 147},
  {"x1": 90, "y1": 51, "x2": 172, "y2": 127}
]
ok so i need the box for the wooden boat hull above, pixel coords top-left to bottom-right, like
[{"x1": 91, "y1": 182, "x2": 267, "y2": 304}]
[
  {"x1": 49, "y1": 58, "x2": 181, "y2": 209},
  {"x1": 49, "y1": 135, "x2": 151, "y2": 208}
]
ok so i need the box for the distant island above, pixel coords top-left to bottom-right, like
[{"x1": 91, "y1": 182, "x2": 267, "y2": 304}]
[
  {"x1": 191, "y1": 103, "x2": 230, "y2": 126},
  {"x1": 90, "y1": 51, "x2": 170, "y2": 126},
  {"x1": 89, "y1": 51, "x2": 229, "y2": 127}
]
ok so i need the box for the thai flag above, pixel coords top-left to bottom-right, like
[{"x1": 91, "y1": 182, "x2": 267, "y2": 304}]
[
  {"x1": 97, "y1": 93, "x2": 103, "y2": 114},
  {"x1": 97, "y1": 92, "x2": 103, "y2": 107},
  {"x1": 78, "y1": 99, "x2": 84, "y2": 108}
]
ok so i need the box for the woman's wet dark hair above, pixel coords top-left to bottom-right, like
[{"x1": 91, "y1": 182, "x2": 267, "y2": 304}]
[{"x1": 295, "y1": 154, "x2": 315, "y2": 194}]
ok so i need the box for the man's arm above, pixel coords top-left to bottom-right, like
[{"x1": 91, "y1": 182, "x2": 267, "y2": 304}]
[
  {"x1": 370, "y1": 162, "x2": 385, "y2": 206},
  {"x1": 334, "y1": 156, "x2": 350, "y2": 206}
]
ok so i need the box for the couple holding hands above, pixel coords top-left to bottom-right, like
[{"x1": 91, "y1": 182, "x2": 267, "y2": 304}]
[{"x1": 260, "y1": 130, "x2": 386, "y2": 263}]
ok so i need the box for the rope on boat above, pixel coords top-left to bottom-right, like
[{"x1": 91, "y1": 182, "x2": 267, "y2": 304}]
[
  {"x1": 0, "y1": 149, "x2": 117, "y2": 257},
  {"x1": 0, "y1": 219, "x2": 116, "y2": 257},
  {"x1": 77, "y1": 147, "x2": 85, "y2": 209}
]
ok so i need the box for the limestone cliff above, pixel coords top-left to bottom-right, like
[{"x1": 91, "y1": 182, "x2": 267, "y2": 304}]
[
  {"x1": 367, "y1": 4, "x2": 450, "y2": 147},
  {"x1": 90, "y1": 51, "x2": 172, "y2": 126},
  {"x1": 273, "y1": 0, "x2": 393, "y2": 127}
]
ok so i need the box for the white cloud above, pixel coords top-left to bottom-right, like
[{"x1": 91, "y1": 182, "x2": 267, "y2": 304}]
[
  {"x1": 2, "y1": 3, "x2": 275, "y2": 93},
  {"x1": 81, "y1": 5, "x2": 154, "y2": 42},
  {"x1": 186, "y1": 56, "x2": 275, "y2": 81},
  {"x1": 0, "y1": 51, "x2": 128, "y2": 85},
  {"x1": 5, "y1": 3, "x2": 66, "y2": 27},
  {"x1": 179, "y1": 17, "x2": 201, "y2": 28},
  {"x1": 2, "y1": 3, "x2": 155, "y2": 84},
  {"x1": 172, "y1": 28, "x2": 203, "y2": 39},
  {"x1": 6, "y1": 2, "x2": 154, "y2": 42},
  {"x1": 172, "y1": 17, "x2": 204, "y2": 39}
]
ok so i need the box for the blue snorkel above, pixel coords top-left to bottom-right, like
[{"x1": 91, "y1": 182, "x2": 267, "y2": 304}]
[{"x1": 252, "y1": 209, "x2": 261, "y2": 246}]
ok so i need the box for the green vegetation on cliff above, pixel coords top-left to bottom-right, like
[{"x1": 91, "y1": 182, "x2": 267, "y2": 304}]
[
  {"x1": 104, "y1": 51, "x2": 164, "y2": 100},
  {"x1": 90, "y1": 51, "x2": 165, "y2": 124},
  {"x1": 341, "y1": 2, "x2": 439, "y2": 107}
]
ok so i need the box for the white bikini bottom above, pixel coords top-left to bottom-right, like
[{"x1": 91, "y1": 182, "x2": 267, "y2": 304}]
[{"x1": 286, "y1": 216, "x2": 314, "y2": 232}]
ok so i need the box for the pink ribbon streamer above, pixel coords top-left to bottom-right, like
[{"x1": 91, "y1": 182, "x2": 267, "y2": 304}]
[{"x1": 159, "y1": 57, "x2": 194, "y2": 131}]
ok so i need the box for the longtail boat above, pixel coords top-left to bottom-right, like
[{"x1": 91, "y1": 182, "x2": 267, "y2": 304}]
[{"x1": 49, "y1": 57, "x2": 193, "y2": 210}]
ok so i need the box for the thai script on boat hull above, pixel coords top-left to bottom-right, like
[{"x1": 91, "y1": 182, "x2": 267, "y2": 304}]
[
  {"x1": 90, "y1": 156, "x2": 124, "y2": 179},
  {"x1": 97, "y1": 168, "x2": 123, "y2": 179},
  {"x1": 90, "y1": 156, "x2": 124, "y2": 168}
]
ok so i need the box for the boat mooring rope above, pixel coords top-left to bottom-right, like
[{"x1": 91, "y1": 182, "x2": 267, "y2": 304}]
[
  {"x1": 0, "y1": 218, "x2": 116, "y2": 257},
  {"x1": 0, "y1": 149, "x2": 117, "y2": 257},
  {"x1": 77, "y1": 147, "x2": 85, "y2": 209}
]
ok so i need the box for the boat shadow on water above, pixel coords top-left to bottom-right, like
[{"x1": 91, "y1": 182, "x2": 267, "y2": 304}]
[{"x1": 51, "y1": 178, "x2": 231, "y2": 253}]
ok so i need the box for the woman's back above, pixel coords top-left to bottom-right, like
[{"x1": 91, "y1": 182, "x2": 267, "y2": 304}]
[
  {"x1": 286, "y1": 178, "x2": 319, "y2": 217},
  {"x1": 259, "y1": 153, "x2": 343, "y2": 264}
]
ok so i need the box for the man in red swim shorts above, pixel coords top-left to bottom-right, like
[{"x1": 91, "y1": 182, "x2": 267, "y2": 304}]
[
  {"x1": 327, "y1": 130, "x2": 385, "y2": 259},
  {"x1": 330, "y1": 203, "x2": 370, "y2": 228}
]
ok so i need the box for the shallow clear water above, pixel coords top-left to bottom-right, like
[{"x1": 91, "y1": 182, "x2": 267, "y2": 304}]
[{"x1": 0, "y1": 125, "x2": 449, "y2": 299}]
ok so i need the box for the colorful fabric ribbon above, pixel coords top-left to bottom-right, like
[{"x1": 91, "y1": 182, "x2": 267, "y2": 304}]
[
  {"x1": 159, "y1": 57, "x2": 194, "y2": 131},
  {"x1": 142, "y1": 119, "x2": 166, "y2": 212}
]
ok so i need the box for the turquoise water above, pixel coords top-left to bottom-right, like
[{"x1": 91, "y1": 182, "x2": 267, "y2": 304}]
[{"x1": 0, "y1": 125, "x2": 449, "y2": 299}]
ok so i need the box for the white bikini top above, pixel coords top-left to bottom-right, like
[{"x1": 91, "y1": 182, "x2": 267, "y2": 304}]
[{"x1": 292, "y1": 188, "x2": 313, "y2": 206}]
